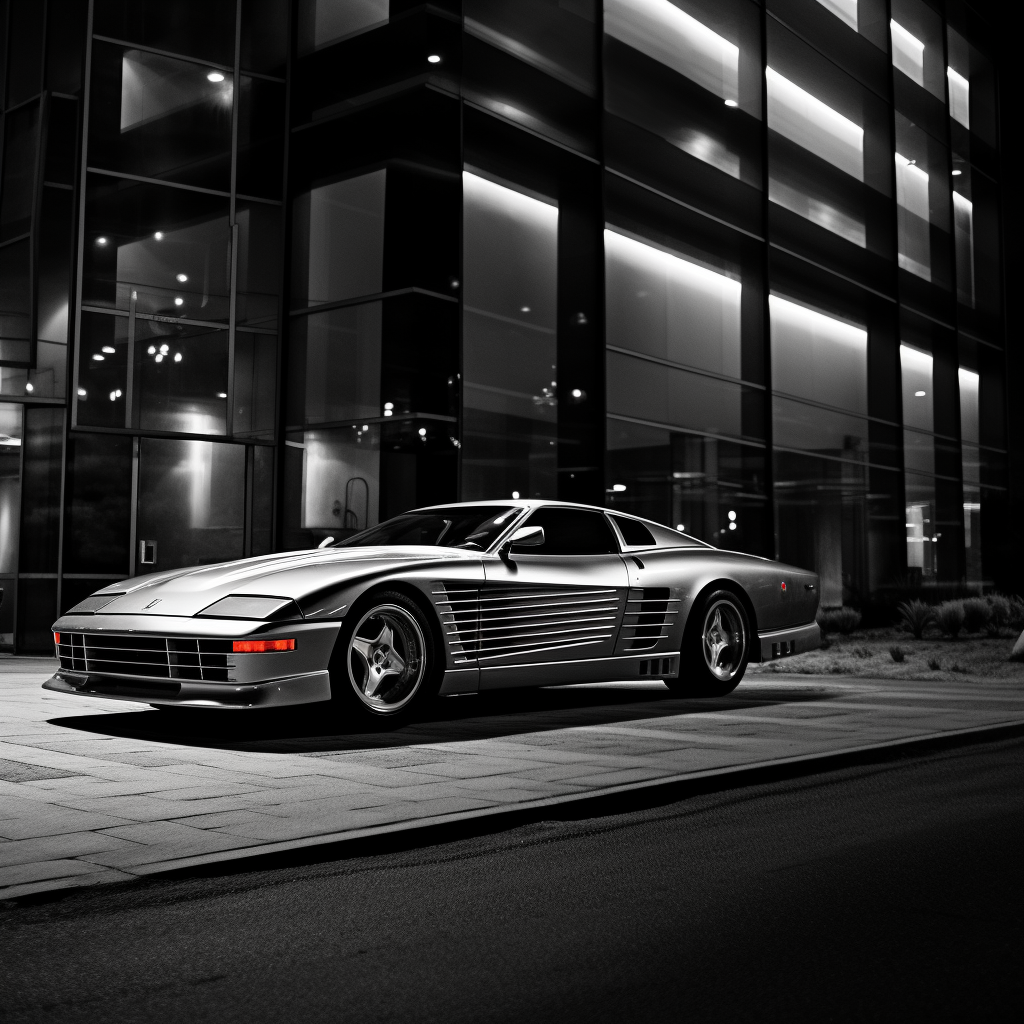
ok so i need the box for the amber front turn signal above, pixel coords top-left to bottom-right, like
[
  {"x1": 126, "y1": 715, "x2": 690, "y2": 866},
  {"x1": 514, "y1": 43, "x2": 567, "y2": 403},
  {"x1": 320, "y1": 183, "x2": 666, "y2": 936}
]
[{"x1": 232, "y1": 638, "x2": 296, "y2": 653}]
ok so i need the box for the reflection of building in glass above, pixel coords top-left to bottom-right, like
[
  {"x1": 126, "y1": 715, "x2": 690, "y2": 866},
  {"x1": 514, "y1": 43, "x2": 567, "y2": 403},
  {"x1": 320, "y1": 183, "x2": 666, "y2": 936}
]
[{"x1": 0, "y1": 0, "x2": 1014, "y2": 650}]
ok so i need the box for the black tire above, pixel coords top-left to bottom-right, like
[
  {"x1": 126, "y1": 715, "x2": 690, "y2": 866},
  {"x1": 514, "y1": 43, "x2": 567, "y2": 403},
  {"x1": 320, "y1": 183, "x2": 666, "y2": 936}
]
[
  {"x1": 667, "y1": 588, "x2": 751, "y2": 698},
  {"x1": 327, "y1": 589, "x2": 442, "y2": 723}
]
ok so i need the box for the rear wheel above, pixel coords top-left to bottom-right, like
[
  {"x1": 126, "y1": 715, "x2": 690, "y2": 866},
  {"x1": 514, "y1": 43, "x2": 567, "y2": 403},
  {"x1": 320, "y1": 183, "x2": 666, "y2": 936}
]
[
  {"x1": 328, "y1": 590, "x2": 441, "y2": 722},
  {"x1": 667, "y1": 588, "x2": 751, "y2": 698}
]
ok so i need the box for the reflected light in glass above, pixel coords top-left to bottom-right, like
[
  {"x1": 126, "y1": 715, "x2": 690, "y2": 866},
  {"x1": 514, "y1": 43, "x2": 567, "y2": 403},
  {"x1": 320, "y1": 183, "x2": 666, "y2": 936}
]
[
  {"x1": 815, "y1": 0, "x2": 857, "y2": 32},
  {"x1": 24, "y1": 382, "x2": 33, "y2": 392},
  {"x1": 173, "y1": 352, "x2": 182, "y2": 362},
  {"x1": 174, "y1": 297, "x2": 184, "y2": 306},
  {"x1": 947, "y1": 67, "x2": 970, "y2": 129},
  {"x1": 427, "y1": 54, "x2": 441, "y2": 64},
  {"x1": 154, "y1": 232, "x2": 164, "y2": 240},
  {"x1": 176, "y1": 273, "x2": 188, "y2": 282},
  {"x1": 207, "y1": 71, "x2": 225, "y2": 83},
  {"x1": 92, "y1": 354, "x2": 105, "y2": 361},
  {"x1": 95, "y1": 237, "x2": 108, "y2": 245},
  {"x1": 915, "y1": 390, "x2": 926, "y2": 397},
  {"x1": 148, "y1": 345, "x2": 156, "y2": 354},
  {"x1": 612, "y1": 484, "x2": 627, "y2": 492},
  {"x1": 724, "y1": 99, "x2": 737, "y2": 107},
  {"x1": 512, "y1": 490, "x2": 520, "y2": 499},
  {"x1": 958, "y1": 367, "x2": 980, "y2": 445},
  {"x1": 766, "y1": 67, "x2": 864, "y2": 181},
  {"x1": 605, "y1": 0, "x2": 739, "y2": 104},
  {"x1": 891, "y1": 21, "x2": 925, "y2": 86},
  {"x1": 101, "y1": 345, "x2": 116, "y2": 354},
  {"x1": 77, "y1": 388, "x2": 86, "y2": 397},
  {"x1": 217, "y1": 392, "x2": 227, "y2": 398}
]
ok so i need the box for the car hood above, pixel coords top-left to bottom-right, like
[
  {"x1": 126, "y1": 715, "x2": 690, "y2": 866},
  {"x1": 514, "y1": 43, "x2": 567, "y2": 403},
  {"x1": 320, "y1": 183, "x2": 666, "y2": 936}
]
[{"x1": 82, "y1": 547, "x2": 479, "y2": 619}]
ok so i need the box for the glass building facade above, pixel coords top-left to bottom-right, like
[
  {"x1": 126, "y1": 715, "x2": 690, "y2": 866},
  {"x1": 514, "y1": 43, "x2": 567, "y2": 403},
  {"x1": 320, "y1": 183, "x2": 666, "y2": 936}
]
[{"x1": 0, "y1": 0, "x2": 1015, "y2": 649}]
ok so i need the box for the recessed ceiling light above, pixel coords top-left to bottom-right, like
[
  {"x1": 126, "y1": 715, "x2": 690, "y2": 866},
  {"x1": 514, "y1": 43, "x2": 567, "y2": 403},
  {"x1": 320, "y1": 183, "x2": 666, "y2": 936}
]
[
  {"x1": 724, "y1": 98, "x2": 738, "y2": 107},
  {"x1": 174, "y1": 297, "x2": 184, "y2": 306},
  {"x1": 207, "y1": 71, "x2": 225, "y2": 83},
  {"x1": 173, "y1": 352, "x2": 182, "y2": 362},
  {"x1": 418, "y1": 427, "x2": 427, "y2": 436},
  {"x1": 427, "y1": 54, "x2": 441, "y2": 64},
  {"x1": 915, "y1": 390, "x2": 926, "y2": 396},
  {"x1": 92, "y1": 354, "x2": 104, "y2": 361},
  {"x1": 148, "y1": 345, "x2": 156, "y2": 355},
  {"x1": 96, "y1": 236, "x2": 108, "y2": 245},
  {"x1": 952, "y1": 169, "x2": 962, "y2": 176},
  {"x1": 24, "y1": 382, "x2": 33, "y2": 392},
  {"x1": 154, "y1": 231, "x2": 163, "y2": 240},
  {"x1": 512, "y1": 491, "x2": 520, "y2": 499},
  {"x1": 102, "y1": 345, "x2": 115, "y2": 354},
  {"x1": 217, "y1": 392, "x2": 227, "y2": 398},
  {"x1": 176, "y1": 273, "x2": 188, "y2": 282},
  {"x1": 77, "y1": 388, "x2": 87, "y2": 397},
  {"x1": 155, "y1": 354, "x2": 164, "y2": 363}
]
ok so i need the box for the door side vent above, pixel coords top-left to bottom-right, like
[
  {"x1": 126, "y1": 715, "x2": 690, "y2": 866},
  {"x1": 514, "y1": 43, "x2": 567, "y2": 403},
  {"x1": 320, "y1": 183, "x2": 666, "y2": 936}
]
[{"x1": 617, "y1": 588, "x2": 679, "y2": 652}]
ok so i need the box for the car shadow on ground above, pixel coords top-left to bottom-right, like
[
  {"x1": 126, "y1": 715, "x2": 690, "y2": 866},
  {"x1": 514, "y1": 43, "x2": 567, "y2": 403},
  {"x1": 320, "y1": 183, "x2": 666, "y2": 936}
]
[{"x1": 49, "y1": 681, "x2": 840, "y2": 755}]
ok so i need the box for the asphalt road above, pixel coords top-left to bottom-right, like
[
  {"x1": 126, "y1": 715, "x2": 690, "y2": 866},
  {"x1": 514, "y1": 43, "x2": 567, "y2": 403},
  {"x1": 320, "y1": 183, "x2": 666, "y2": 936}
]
[{"x1": 2, "y1": 736, "x2": 1021, "y2": 1023}]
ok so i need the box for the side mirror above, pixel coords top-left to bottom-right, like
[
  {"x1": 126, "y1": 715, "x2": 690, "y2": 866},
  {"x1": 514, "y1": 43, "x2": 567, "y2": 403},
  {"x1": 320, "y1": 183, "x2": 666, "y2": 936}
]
[
  {"x1": 500, "y1": 525, "x2": 544, "y2": 563},
  {"x1": 510, "y1": 525, "x2": 545, "y2": 548}
]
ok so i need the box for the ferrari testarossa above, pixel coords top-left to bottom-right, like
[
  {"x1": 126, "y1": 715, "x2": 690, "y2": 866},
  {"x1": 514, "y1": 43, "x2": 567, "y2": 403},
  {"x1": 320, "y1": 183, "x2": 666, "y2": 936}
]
[{"x1": 45, "y1": 501, "x2": 820, "y2": 720}]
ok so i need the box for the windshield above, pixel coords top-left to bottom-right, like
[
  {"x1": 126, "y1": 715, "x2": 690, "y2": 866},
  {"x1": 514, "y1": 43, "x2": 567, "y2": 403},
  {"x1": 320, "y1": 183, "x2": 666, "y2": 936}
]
[{"x1": 335, "y1": 506, "x2": 523, "y2": 550}]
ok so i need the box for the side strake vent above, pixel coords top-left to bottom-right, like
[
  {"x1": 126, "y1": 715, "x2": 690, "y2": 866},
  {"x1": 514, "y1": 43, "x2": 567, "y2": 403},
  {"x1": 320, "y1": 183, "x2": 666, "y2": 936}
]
[
  {"x1": 432, "y1": 583, "x2": 622, "y2": 663},
  {"x1": 617, "y1": 588, "x2": 680, "y2": 652}
]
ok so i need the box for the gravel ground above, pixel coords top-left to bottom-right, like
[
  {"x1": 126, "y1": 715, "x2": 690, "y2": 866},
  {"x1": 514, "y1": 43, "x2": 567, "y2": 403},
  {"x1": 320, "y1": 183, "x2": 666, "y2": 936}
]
[{"x1": 748, "y1": 628, "x2": 1024, "y2": 682}]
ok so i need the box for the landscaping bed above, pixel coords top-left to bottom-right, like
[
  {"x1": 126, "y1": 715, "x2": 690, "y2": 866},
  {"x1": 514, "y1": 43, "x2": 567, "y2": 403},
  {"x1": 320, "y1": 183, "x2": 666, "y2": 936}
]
[{"x1": 749, "y1": 628, "x2": 1024, "y2": 682}]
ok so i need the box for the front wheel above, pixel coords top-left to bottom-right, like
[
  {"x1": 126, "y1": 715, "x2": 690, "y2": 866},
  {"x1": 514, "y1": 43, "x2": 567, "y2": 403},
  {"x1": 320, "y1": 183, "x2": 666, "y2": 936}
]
[
  {"x1": 667, "y1": 588, "x2": 751, "y2": 698},
  {"x1": 328, "y1": 590, "x2": 441, "y2": 722}
]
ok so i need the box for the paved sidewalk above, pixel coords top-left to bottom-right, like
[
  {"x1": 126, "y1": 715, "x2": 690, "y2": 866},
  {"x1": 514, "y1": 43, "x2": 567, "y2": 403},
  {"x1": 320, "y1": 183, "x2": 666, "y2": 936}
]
[{"x1": 2, "y1": 657, "x2": 1023, "y2": 901}]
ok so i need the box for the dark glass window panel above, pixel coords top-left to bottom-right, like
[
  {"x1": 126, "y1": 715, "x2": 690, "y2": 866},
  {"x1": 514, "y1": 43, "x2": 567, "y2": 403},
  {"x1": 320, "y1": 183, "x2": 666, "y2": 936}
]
[
  {"x1": 0, "y1": 101, "x2": 39, "y2": 242},
  {"x1": 769, "y1": 0, "x2": 888, "y2": 86},
  {"x1": 947, "y1": 26, "x2": 997, "y2": 150},
  {"x1": 76, "y1": 313, "x2": 127, "y2": 426},
  {"x1": 251, "y1": 444, "x2": 274, "y2": 555},
  {"x1": 64, "y1": 431, "x2": 132, "y2": 575},
  {"x1": 137, "y1": 437, "x2": 245, "y2": 569},
  {"x1": 774, "y1": 451, "x2": 888, "y2": 603},
  {"x1": 297, "y1": 0, "x2": 388, "y2": 55},
  {"x1": 88, "y1": 42, "x2": 233, "y2": 192},
  {"x1": 82, "y1": 174, "x2": 231, "y2": 319},
  {"x1": 45, "y1": 0, "x2": 88, "y2": 94},
  {"x1": 772, "y1": 396, "x2": 868, "y2": 462},
  {"x1": 241, "y1": 0, "x2": 289, "y2": 76},
  {"x1": 18, "y1": 406, "x2": 62, "y2": 572},
  {"x1": 465, "y1": 0, "x2": 595, "y2": 95},
  {"x1": 0, "y1": 402, "x2": 22, "y2": 576},
  {"x1": 610, "y1": 514, "x2": 655, "y2": 547},
  {"x1": 93, "y1": 0, "x2": 236, "y2": 67},
  {"x1": 43, "y1": 97, "x2": 77, "y2": 185},
  {"x1": 890, "y1": 0, "x2": 946, "y2": 103},
  {"x1": 0, "y1": 0, "x2": 7, "y2": 110},
  {"x1": 16, "y1": 578, "x2": 57, "y2": 652},
  {"x1": 237, "y1": 78, "x2": 284, "y2": 199},
  {"x1": 135, "y1": 320, "x2": 228, "y2": 435},
  {"x1": 287, "y1": 303, "x2": 381, "y2": 429},
  {"x1": 608, "y1": 349, "x2": 764, "y2": 444},
  {"x1": 605, "y1": 228, "x2": 743, "y2": 381},
  {"x1": 517, "y1": 507, "x2": 617, "y2": 555},
  {"x1": 291, "y1": 170, "x2": 385, "y2": 309},
  {"x1": 233, "y1": 332, "x2": 277, "y2": 440},
  {"x1": 0, "y1": 577, "x2": 15, "y2": 647},
  {"x1": 5, "y1": 0, "x2": 43, "y2": 107},
  {"x1": 236, "y1": 200, "x2": 281, "y2": 330},
  {"x1": 37, "y1": 185, "x2": 73, "y2": 345},
  {"x1": 766, "y1": 22, "x2": 894, "y2": 288},
  {"x1": 463, "y1": 0, "x2": 597, "y2": 157},
  {"x1": 462, "y1": 172, "x2": 558, "y2": 501},
  {"x1": 294, "y1": 12, "x2": 460, "y2": 126},
  {"x1": 606, "y1": 419, "x2": 769, "y2": 555},
  {"x1": 0, "y1": 239, "x2": 31, "y2": 362},
  {"x1": 894, "y1": 112, "x2": 952, "y2": 292},
  {"x1": 953, "y1": 164, "x2": 1001, "y2": 338}
]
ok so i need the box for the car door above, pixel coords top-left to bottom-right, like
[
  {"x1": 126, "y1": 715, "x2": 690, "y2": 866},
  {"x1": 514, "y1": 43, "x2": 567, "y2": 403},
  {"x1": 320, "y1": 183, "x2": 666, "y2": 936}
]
[{"x1": 478, "y1": 507, "x2": 630, "y2": 688}]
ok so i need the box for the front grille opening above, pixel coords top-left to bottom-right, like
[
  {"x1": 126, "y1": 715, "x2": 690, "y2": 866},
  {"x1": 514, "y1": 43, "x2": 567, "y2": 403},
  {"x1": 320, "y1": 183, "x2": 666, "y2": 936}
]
[{"x1": 56, "y1": 633, "x2": 234, "y2": 682}]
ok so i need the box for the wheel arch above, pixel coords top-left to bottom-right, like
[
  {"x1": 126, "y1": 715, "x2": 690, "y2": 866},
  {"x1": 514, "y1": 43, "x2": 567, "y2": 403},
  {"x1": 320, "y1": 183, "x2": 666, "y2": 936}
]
[
  {"x1": 343, "y1": 578, "x2": 447, "y2": 668},
  {"x1": 685, "y1": 577, "x2": 759, "y2": 640}
]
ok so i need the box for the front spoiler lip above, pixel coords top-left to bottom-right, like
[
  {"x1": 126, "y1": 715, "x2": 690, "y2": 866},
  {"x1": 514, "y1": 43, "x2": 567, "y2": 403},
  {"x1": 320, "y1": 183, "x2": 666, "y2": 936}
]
[{"x1": 43, "y1": 669, "x2": 332, "y2": 709}]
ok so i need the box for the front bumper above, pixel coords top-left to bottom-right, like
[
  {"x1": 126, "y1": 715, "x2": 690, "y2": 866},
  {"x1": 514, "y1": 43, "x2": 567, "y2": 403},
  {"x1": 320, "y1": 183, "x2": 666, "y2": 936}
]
[
  {"x1": 43, "y1": 668, "x2": 332, "y2": 709},
  {"x1": 757, "y1": 621, "x2": 821, "y2": 662}
]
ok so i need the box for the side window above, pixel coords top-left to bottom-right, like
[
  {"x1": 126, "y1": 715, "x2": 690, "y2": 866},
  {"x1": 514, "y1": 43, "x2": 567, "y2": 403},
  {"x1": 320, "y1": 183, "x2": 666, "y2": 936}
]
[
  {"x1": 516, "y1": 508, "x2": 619, "y2": 555},
  {"x1": 610, "y1": 515, "x2": 656, "y2": 547}
]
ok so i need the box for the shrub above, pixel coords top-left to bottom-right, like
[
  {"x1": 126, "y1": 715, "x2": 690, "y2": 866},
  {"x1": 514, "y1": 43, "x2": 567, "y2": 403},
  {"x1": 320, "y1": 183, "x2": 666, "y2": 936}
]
[
  {"x1": 897, "y1": 599, "x2": 936, "y2": 639},
  {"x1": 928, "y1": 658, "x2": 941, "y2": 671},
  {"x1": 889, "y1": 646, "x2": 906, "y2": 663},
  {"x1": 817, "y1": 606, "x2": 862, "y2": 634},
  {"x1": 935, "y1": 600, "x2": 966, "y2": 638},
  {"x1": 1006, "y1": 595, "x2": 1024, "y2": 632},
  {"x1": 986, "y1": 594, "x2": 1012, "y2": 632},
  {"x1": 961, "y1": 597, "x2": 992, "y2": 634}
]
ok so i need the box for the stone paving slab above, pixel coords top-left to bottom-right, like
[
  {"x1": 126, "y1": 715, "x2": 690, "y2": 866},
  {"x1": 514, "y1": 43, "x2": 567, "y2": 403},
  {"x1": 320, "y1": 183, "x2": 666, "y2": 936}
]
[{"x1": 1, "y1": 656, "x2": 1022, "y2": 901}]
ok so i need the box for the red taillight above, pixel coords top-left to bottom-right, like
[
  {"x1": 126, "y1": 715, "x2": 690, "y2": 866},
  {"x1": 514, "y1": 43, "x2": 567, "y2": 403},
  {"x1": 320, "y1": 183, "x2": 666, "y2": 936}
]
[
  {"x1": 54, "y1": 631, "x2": 60, "y2": 645},
  {"x1": 232, "y1": 638, "x2": 296, "y2": 653},
  {"x1": 781, "y1": 582, "x2": 787, "y2": 592}
]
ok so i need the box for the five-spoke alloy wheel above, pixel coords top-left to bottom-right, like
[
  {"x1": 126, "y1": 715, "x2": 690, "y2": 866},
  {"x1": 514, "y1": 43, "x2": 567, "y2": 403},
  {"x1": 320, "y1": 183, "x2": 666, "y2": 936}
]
[
  {"x1": 668, "y1": 588, "x2": 751, "y2": 697},
  {"x1": 329, "y1": 590, "x2": 440, "y2": 721}
]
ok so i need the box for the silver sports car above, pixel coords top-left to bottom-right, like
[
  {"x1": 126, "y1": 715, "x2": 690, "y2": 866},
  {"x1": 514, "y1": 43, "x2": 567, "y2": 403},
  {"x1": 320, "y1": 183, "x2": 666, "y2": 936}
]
[{"x1": 45, "y1": 501, "x2": 820, "y2": 720}]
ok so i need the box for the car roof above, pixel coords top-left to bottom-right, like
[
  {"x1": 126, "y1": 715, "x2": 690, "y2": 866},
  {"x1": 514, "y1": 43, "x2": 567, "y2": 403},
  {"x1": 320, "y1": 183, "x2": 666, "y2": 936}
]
[{"x1": 410, "y1": 499, "x2": 713, "y2": 549}]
